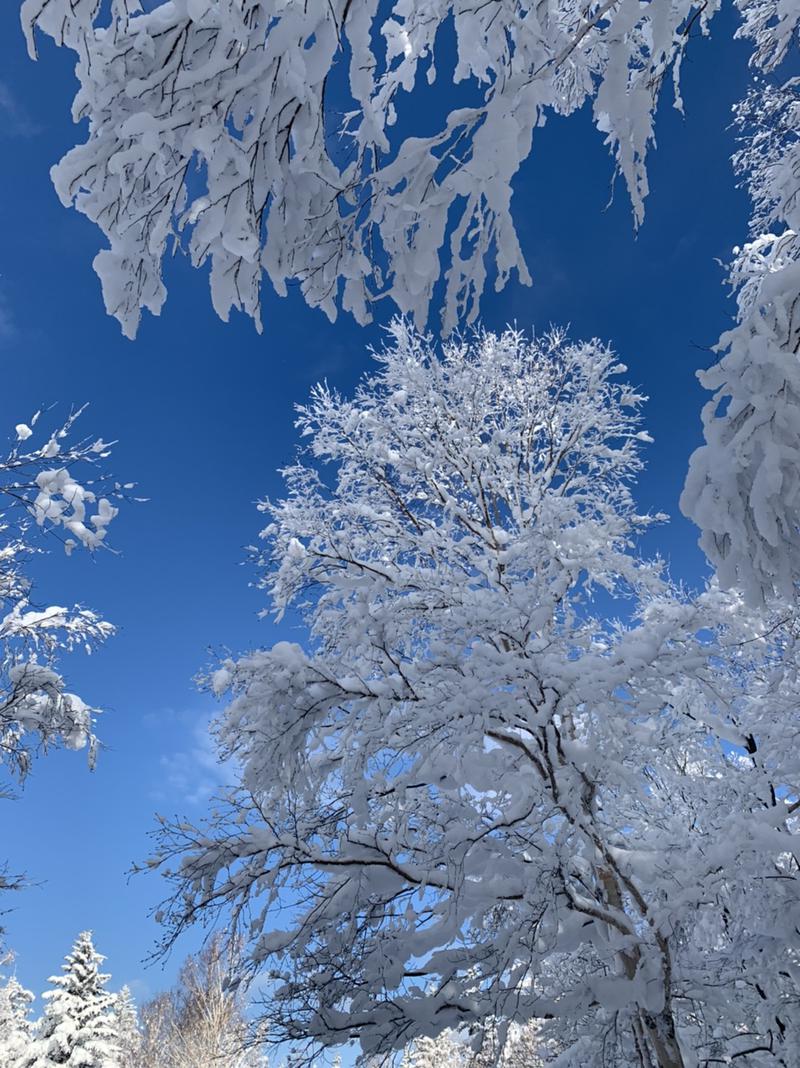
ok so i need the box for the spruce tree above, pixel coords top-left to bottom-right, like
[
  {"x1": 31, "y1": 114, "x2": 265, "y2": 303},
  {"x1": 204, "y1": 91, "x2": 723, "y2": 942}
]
[
  {"x1": 0, "y1": 971, "x2": 35, "y2": 1065},
  {"x1": 21, "y1": 931, "x2": 120, "y2": 1067},
  {"x1": 112, "y1": 986, "x2": 141, "y2": 1064}
]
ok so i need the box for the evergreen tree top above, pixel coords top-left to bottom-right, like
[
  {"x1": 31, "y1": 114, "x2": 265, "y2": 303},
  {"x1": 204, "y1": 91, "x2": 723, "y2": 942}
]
[{"x1": 21, "y1": 931, "x2": 120, "y2": 1068}]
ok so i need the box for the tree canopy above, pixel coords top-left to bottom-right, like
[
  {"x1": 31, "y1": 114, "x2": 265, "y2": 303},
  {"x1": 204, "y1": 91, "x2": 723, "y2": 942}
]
[{"x1": 152, "y1": 325, "x2": 800, "y2": 1067}]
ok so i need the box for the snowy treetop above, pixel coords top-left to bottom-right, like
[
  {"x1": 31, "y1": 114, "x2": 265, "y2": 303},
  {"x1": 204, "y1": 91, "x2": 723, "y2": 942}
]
[{"x1": 152, "y1": 326, "x2": 800, "y2": 1066}]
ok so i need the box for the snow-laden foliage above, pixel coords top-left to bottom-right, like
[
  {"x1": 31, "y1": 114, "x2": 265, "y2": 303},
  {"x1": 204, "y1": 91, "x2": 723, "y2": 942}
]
[
  {"x1": 151, "y1": 325, "x2": 800, "y2": 1068},
  {"x1": 21, "y1": 0, "x2": 723, "y2": 340},
  {"x1": 113, "y1": 985, "x2": 142, "y2": 1064},
  {"x1": 0, "y1": 968, "x2": 35, "y2": 1065},
  {"x1": 0, "y1": 408, "x2": 124, "y2": 783},
  {"x1": 681, "y1": 57, "x2": 800, "y2": 603},
  {"x1": 20, "y1": 931, "x2": 120, "y2": 1068},
  {"x1": 402, "y1": 1032, "x2": 469, "y2": 1068},
  {"x1": 401, "y1": 1019, "x2": 552, "y2": 1068}
]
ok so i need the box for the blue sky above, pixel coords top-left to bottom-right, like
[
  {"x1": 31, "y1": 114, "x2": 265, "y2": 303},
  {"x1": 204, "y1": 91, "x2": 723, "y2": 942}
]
[{"x1": 0, "y1": 3, "x2": 752, "y2": 1009}]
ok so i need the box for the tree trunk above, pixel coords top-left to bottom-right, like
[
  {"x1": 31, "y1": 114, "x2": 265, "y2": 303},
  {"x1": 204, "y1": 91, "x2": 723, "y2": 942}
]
[{"x1": 641, "y1": 1009, "x2": 685, "y2": 1068}]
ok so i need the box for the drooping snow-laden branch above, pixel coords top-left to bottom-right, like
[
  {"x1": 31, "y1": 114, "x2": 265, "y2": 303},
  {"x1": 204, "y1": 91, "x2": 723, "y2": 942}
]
[
  {"x1": 21, "y1": 0, "x2": 718, "y2": 341},
  {"x1": 151, "y1": 325, "x2": 800, "y2": 1068},
  {"x1": 681, "y1": 56, "x2": 800, "y2": 604},
  {"x1": 0, "y1": 408, "x2": 125, "y2": 783}
]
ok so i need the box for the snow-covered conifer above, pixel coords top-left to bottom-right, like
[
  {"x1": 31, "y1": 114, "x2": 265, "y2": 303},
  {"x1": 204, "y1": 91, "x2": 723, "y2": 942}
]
[
  {"x1": 112, "y1": 986, "x2": 141, "y2": 1064},
  {"x1": 0, "y1": 968, "x2": 35, "y2": 1065},
  {"x1": 21, "y1": 931, "x2": 120, "y2": 1068},
  {"x1": 150, "y1": 324, "x2": 800, "y2": 1066}
]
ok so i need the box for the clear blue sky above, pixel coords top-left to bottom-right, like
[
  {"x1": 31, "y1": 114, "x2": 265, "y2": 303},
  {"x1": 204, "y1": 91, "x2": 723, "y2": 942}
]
[{"x1": 0, "y1": 3, "x2": 751, "y2": 1010}]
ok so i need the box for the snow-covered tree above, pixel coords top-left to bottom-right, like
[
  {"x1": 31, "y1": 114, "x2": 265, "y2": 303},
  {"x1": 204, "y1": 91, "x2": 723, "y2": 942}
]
[
  {"x1": 166, "y1": 936, "x2": 262, "y2": 1068},
  {"x1": 400, "y1": 1020, "x2": 550, "y2": 1068},
  {"x1": 402, "y1": 1031, "x2": 469, "y2": 1068},
  {"x1": 681, "y1": 68, "x2": 800, "y2": 604},
  {"x1": 112, "y1": 986, "x2": 141, "y2": 1065},
  {"x1": 0, "y1": 409, "x2": 126, "y2": 910},
  {"x1": 21, "y1": 931, "x2": 120, "y2": 1068},
  {"x1": 502, "y1": 1020, "x2": 555, "y2": 1068},
  {"x1": 0, "y1": 965, "x2": 35, "y2": 1065},
  {"x1": 135, "y1": 937, "x2": 266, "y2": 1068},
  {"x1": 151, "y1": 324, "x2": 800, "y2": 1067},
  {"x1": 131, "y1": 991, "x2": 173, "y2": 1068},
  {"x1": 1, "y1": 407, "x2": 124, "y2": 786}
]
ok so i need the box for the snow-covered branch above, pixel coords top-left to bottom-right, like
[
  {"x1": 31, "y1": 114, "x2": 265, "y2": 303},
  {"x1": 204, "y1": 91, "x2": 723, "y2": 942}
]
[
  {"x1": 150, "y1": 325, "x2": 800, "y2": 1067},
  {"x1": 682, "y1": 64, "x2": 800, "y2": 603},
  {"x1": 21, "y1": 0, "x2": 716, "y2": 339},
  {"x1": 0, "y1": 408, "x2": 126, "y2": 781}
]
